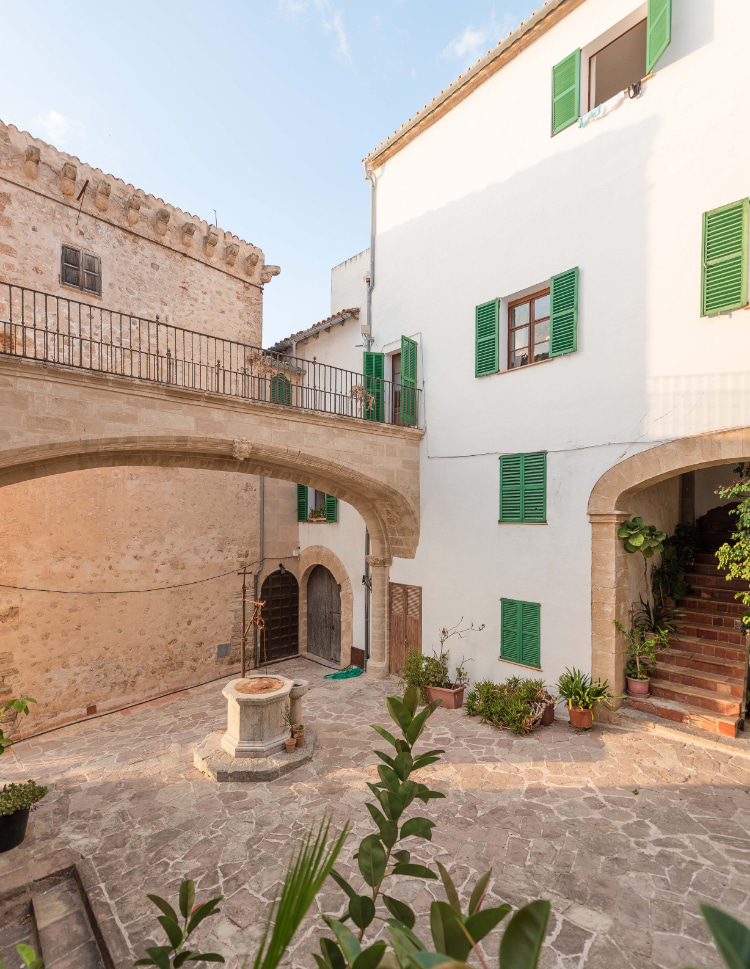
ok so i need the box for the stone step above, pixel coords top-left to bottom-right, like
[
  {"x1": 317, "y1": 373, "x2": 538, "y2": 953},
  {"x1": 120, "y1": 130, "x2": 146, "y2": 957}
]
[
  {"x1": 665, "y1": 647, "x2": 748, "y2": 680},
  {"x1": 694, "y1": 551, "x2": 731, "y2": 564},
  {"x1": 677, "y1": 592, "x2": 746, "y2": 611},
  {"x1": 649, "y1": 679, "x2": 742, "y2": 716},
  {"x1": 676, "y1": 610, "x2": 745, "y2": 646},
  {"x1": 688, "y1": 561, "x2": 732, "y2": 576},
  {"x1": 682, "y1": 571, "x2": 748, "y2": 593},
  {"x1": 669, "y1": 635, "x2": 747, "y2": 663},
  {"x1": 32, "y1": 877, "x2": 106, "y2": 969},
  {"x1": 624, "y1": 696, "x2": 741, "y2": 737},
  {"x1": 652, "y1": 660, "x2": 746, "y2": 698}
]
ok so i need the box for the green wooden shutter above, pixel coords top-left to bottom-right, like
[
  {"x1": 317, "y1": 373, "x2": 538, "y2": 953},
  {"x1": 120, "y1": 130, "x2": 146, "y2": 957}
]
[
  {"x1": 297, "y1": 484, "x2": 308, "y2": 523},
  {"x1": 549, "y1": 267, "x2": 578, "y2": 357},
  {"x1": 500, "y1": 599, "x2": 521, "y2": 663},
  {"x1": 646, "y1": 0, "x2": 672, "y2": 74},
  {"x1": 499, "y1": 454, "x2": 523, "y2": 522},
  {"x1": 520, "y1": 602, "x2": 541, "y2": 668},
  {"x1": 521, "y1": 452, "x2": 547, "y2": 523},
  {"x1": 270, "y1": 375, "x2": 291, "y2": 404},
  {"x1": 701, "y1": 199, "x2": 749, "y2": 316},
  {"x1": 400, "y1": 335, "x2": 418, "y2": 425},
  {"x1": 325, "y1": 493, "x2": 338, "y2": 523},
  {"x1": 551, "y1": 49, "x2": 580, "y2": 136},
  {"x1": 363, "y1": 351, "x2": 385, "y2": 422},
  {"x1": 475, "y1": 299, "x2": 499, "y2": 377},
  {"x1": 500, "y1": 453, "x2": 547, "y2": 523}
]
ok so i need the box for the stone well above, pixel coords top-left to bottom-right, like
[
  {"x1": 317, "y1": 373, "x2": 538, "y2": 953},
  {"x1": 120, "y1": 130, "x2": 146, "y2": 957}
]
[{"x1": 194, "y1": 675, "x2": 315, "y2": 782}]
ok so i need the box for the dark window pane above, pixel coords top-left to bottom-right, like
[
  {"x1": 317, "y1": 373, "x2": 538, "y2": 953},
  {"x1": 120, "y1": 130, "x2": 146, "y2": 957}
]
[
  {"x1": 62, "y1": 245, "x2": 80, "y2": 267},
  {"x1": 534, "y1": 344, "x2": 550, "y2": 362},
  {"x1": 82, "y1": 253, "x2": 98, "y2": 273},
  {"x1": 510, "y1": 349, "x2": 529, "y2": 369},
  {"x1": 83, "y1": 273, "x2": 99, "y2": 294},
  {"x1": 534, "y1": 320, "x2": 550, "y2": 343},
  {"x1": 62, "y1": 264, "x2": 80, "y2": 287},
  {"x1": 513, "y1": 326, "x2": 529, "y2": 350}
]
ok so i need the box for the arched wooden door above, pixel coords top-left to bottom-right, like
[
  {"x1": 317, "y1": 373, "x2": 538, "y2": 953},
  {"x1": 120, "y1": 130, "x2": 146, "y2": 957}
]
[
  {"x1": 307, "y1": 565, "x2": 341, "y2": 664},
  {"x1": 260, "y1": 570, "x2": 299, "y2": 663}
]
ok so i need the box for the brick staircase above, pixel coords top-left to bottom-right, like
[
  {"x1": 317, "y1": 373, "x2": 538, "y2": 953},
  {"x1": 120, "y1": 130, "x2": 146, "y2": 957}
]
[{"x1": 627, "y1": 507, "x2": 749, "y2": 737}]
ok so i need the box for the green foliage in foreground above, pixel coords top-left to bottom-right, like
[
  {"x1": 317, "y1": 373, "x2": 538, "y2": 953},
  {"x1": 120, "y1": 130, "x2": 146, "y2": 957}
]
[
  {"x1": 0, "y1": 780, "x2": 48, "y2": 817},
  {"x1": 0, "y1": 697, "x2": 36, "y2": 757},
  {"x1": 716, "y1": 464, "x2": 750, "y2": 629}
]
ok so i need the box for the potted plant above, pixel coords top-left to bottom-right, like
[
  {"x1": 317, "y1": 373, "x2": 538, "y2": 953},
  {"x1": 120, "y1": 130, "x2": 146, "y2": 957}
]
[
  {"x1": 401, "y1": 619, "x2": 484, "y2": 709},
  {"x1": 293, "y1": 723, "x2": 305, "y2": 747},
  {"x1": 308, "y1": 506, "x2": 327, "y2": 522},
  {"x1": 0, "y1": 780, "x2": 48, "y2": 853},
  {"x1": 283, "y1": 736, "x2": 297, "y2": 753},
  {"x1": 614, "y1": 621, "x2": 669, "y2": 696},
  {"x1": 555, "y1": 667, "x2": 621, "y2": 730}
]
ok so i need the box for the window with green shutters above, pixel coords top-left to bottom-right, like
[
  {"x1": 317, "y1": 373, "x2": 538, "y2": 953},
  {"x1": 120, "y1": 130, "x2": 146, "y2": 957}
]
[
  {"x1": 400, "y1": 335, "x2": 418, "y2": 425},
  {"x1": 549, "y1": 267, "x2": 579, "y2": 357},
  {"x1": 475, "y1": 298, "x2": 499, "y2": 376},
  {"x1": 501, "y1": 599, "x2": 541, "y2": 668},
  {"x1": 363, "y1": 351, "x2": 385, "y2": 422},
  {"x1": 270, "y1": 374, "x2": 292, "y2": 405},
  {"x1": 646, "y1": 0, "x2": 671, "y2": 74},
  {"x1": 701, "y1": 199, "x2": 749, "y2": 317},
  {"x1": 499, "y1": 452, "x2": 547, "y2": 523},
  {"x1": 297, "y1": 484, "x2": 308, "y2": 523},
  {"x1": 297, "y1": 485, "x2": 338, "y2": 523},
  {"x1": 551, "y1": 49, "x2": 580, "y2": 135}
]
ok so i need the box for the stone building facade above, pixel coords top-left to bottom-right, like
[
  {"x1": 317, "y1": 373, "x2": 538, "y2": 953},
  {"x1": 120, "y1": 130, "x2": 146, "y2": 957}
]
[{"x1": 0, "y1": 119, "x2": 282, "y2": 732}]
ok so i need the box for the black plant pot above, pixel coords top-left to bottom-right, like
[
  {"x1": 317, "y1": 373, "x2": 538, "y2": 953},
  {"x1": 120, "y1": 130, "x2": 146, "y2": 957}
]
[{"x1": 0, "y1": 808, "x2": 29, "y2": 853}]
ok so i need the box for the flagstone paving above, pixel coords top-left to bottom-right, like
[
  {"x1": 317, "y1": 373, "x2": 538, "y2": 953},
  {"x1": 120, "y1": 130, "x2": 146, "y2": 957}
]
[{"x1": 2, "y1": 657, "x2": 750, "y2": 969}]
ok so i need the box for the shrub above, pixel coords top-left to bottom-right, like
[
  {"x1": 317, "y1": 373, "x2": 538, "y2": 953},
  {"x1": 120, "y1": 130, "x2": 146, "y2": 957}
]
[
  {"x1": 465, "y1": 676, "x2": 552, "y2": 735},
  {"x1": 0, "y1": 780, "x2": 48, "y2": 816}
]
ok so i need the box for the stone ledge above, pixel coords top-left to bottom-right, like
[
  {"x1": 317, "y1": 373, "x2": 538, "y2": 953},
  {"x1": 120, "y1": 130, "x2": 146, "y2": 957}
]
[{"x1": 193, "y1": 728, "x2": 317, "y2": 782}]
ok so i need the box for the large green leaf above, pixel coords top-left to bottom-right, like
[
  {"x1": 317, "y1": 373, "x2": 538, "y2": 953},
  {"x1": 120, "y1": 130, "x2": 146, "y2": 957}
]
[
  {"x1": 349, "y1": 896, "x2": 376, "y2": 931},
  {"x1": 330, "y1": 869, "x2": 356, "y2": 900},
  {"x1": 393, "y1": 752, "x2": 414, "y2": 781},
  {"x1": 405, "y1": 701, "x2": 442, "y2": 746},
  {"x1": 391, "y1": 864, "x2": 438, "y2": 880},
  {"x1": 375, "y1": 750, "x2": 397, "y2": 770},
  {"x1": 498, "y1": 901, "x2": 550, "y2": 969},
  {"x1": 379, "y1": 819, "x2": 399, "y2": 849},
  {"x1": 468, "y1": 871, "x2": 491, "y2": 916},
  {"x1": 429, "y1": 901, "x2": 471, "y2": 961},
  {"x1": 378, "y1": 764, "x2": 402, "y2": 793},
  {"x1": 353, "y1": 942, "x2": 387, "y2": 969},
  {"x1": 187, "y1": 898, "x2": 223, "y2": 934},
  {"x1": 392, "y1": 850, "x2": 411, "y2": 864},
  {"x1": 408, "y1": 956, "x2": 470, "y2": 969},
  {"x1": 388, "y1": 921, "x2": 426, "y2": 969},
  {"x1": 179, "y1": 880, "x2": 196, "y2": 919},
  {"x1": 463, "y1": 904, "x2": 511, "y2": 943},
  {"x1": 397, "y1": 780, "x2": 418, "y2": 811},
  {"x1": 371, "y1": 725, "x2": 400, "y2": 749},
  {"x1": 436, "y1": 862, "x2": 461, "y2": 914},
  {"x1": 147, "y1": 894, "x2": 180, "y2": 926},
  {"x1": 321, "y1": 937, "x2": 347, "y2": 969},
  {"x1": 382, "y1": 895, "x2": 416, "y2": 929},
  {"x1": 358, "y1": 835, "x2": 387, "y2": 887},
  {"x1": 387, "y1": 696, "x2": 413, "y2": 734},
  {"x1": 400, "y1": 817, "x2": 435, "y2": 842},
  {"x1": 700, "y1": 904, "x2": 750, "y2": 969},
  {"x1": 365, "y1": 802, "x2": 388, "y2": 827},
  {"x1": 157, "y1": 915, "x2": 184, "y2": 950},
  {"x1": 403, "y1": 687, "x2": 420, "y2": 718},
  {"x1": 327, "y1": 919, "x2": 362, "y2": 967}
]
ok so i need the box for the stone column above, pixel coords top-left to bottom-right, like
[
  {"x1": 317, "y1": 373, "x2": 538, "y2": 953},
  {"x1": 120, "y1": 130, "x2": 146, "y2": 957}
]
[
  {"x1": 366, "y1": 554, "x2": 392, "y2": 680},
  {"x1": 589, "y1": 510, "x2": 630, "y2": 712}
]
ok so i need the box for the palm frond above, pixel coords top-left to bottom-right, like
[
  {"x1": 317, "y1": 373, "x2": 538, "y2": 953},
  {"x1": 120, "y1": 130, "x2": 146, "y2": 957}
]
[{"x1": 253, "y1": 816, "x2": 350, "y2": 969}]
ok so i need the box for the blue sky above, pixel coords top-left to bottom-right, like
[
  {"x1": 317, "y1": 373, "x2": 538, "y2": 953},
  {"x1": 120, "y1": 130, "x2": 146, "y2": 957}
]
[{"x1": 1, "y1": 0, "x2": 536, "y2": 347}]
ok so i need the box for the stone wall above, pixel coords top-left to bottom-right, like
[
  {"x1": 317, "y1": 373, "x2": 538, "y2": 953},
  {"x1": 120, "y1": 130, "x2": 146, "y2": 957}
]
[{"x1": 0, "y1": 120, "x2": 282, "y2": 733}]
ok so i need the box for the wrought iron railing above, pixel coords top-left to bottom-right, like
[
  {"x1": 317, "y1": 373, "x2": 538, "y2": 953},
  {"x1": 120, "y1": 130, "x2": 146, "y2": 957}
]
[{"x1": 0, "y1": 282, "x2": 421, "y2": 427}]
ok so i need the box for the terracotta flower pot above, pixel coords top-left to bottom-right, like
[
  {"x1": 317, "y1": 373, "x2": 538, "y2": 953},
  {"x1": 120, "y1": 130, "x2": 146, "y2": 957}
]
[
  {"x1": 540, "y1": 701, "x2": 555, "y2": 726},
  {"x1": 294, "y1": 730, "x2": 305, "y2": 748},
  {"x1": 567, "y1": 705, "x2": 593, "y2": 730},
  {"x1": 627, "y1": 676, "x2": 650, "y2": 696},
  {"x1": 0, "y1": 808, "x2": 29, "y2": 853},
  {"x1": 284, "y1": 737, "x2": 297, "y2": 753},
  {"x1": 424, "y1": 685, "x2": 465, "y2": 709}
]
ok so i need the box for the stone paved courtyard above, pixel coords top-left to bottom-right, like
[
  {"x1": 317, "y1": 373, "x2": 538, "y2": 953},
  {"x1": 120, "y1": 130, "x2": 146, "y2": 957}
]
[{"x1": 2, "y1": 657, "x2": 750, "y2": 969}]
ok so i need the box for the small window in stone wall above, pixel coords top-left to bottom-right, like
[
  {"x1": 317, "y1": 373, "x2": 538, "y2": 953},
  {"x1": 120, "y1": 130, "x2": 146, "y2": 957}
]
[{"x1": 61, "y1": 244, "x2": 102, "y2": 296}]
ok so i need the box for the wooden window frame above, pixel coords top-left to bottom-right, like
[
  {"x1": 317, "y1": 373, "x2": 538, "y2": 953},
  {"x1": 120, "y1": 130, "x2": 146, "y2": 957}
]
[
  {"x1": 60, "y1": 244, "x2": 102, "y2": 297},
  {"x1": 507, "y1": 288, "x2": 550, "y2": 370}
]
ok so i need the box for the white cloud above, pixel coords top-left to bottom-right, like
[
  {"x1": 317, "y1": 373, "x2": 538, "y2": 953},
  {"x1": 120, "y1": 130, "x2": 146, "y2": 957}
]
[
  {"x1": 278, "y1": 0, "x2": 352, "y2": 65},
  {"x1": 31, "y1": 109, "x2": 75, "y2": 147},
  {"x1": 440, "y1": 9, "x2": 518, "y2": 69}
]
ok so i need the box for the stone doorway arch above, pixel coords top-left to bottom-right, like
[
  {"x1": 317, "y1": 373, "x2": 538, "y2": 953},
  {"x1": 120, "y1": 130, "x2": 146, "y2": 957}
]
[
  {"x1": 299, "y1": 547, "x2": 353, "y2": 669},
  {"x1": 588, "y1": 427, "x2": 750, "y2": 698}
]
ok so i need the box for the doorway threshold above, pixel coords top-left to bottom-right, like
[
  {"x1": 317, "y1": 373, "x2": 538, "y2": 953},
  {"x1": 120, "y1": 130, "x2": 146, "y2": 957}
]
[{"x1": 612, "y1": 707, "x2": 750, "y2": 760}]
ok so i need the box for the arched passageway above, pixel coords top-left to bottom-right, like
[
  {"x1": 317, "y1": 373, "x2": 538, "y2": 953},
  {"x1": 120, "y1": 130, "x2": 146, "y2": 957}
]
[{"x1": 588, "y1": 428, "x2": 750, "y2": 699}]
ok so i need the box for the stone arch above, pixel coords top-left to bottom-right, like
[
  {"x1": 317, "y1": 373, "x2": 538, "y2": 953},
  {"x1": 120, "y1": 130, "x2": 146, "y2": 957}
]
[
  {"x1": 298, "y1": 546, "x2": 354, "y2": 669},
  {"x1": 588, "y1": 427, "x2": 750, "y2": 697},
  {"x1": 0, "y1": 433, "x2": 416, "y2": 562}
]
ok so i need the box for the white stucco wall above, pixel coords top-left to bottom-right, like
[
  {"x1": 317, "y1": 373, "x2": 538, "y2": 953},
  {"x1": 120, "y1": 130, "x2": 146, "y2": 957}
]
[
  {"x1": 303, "y1": 1, "x2": 750, "y2": 688},
  {"x1": 331, "y1": 249, "x2": 370, "y2": 314},
  {"x1": 362, "y1": 0, "x2": 750, "y2": 689}
]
